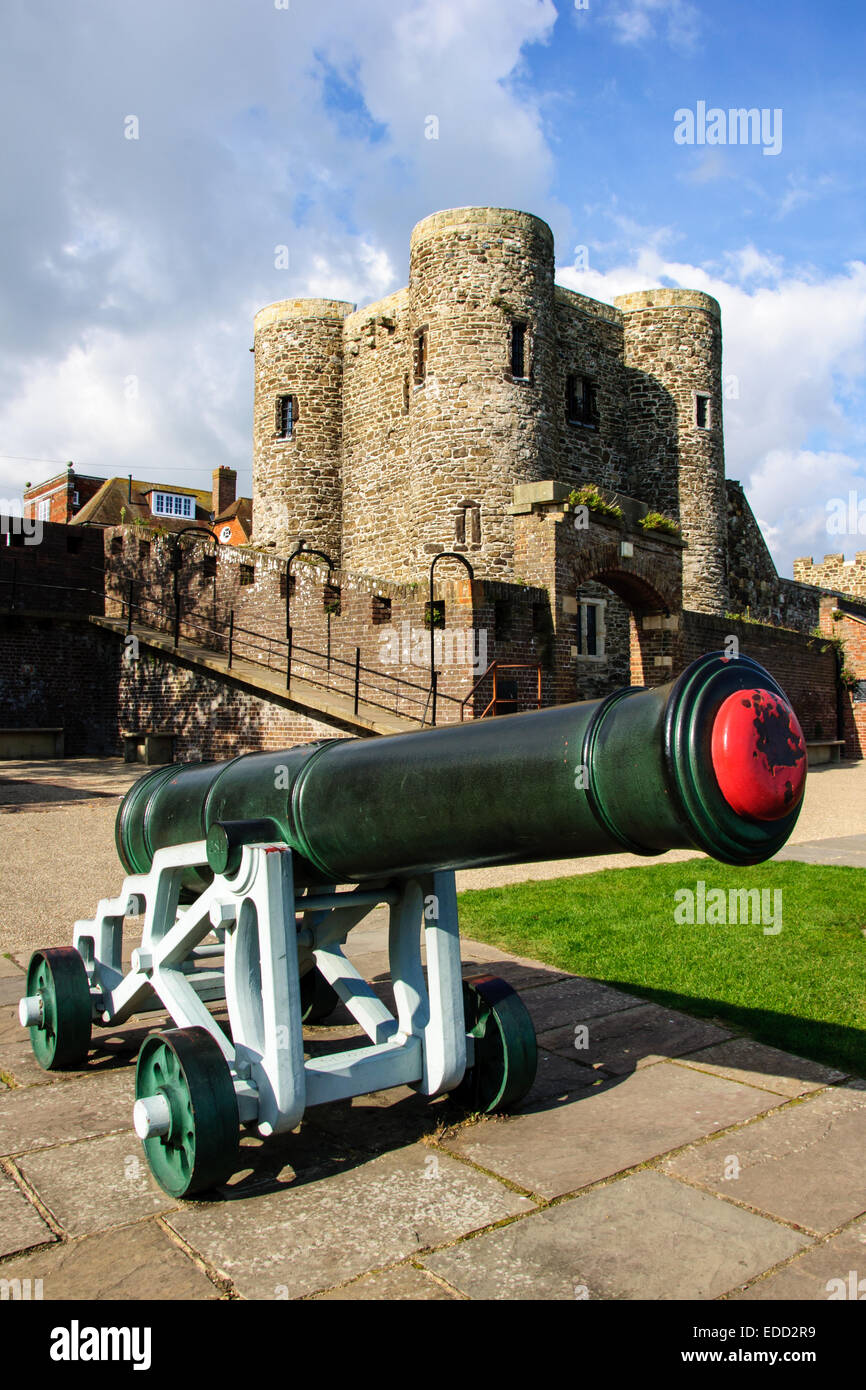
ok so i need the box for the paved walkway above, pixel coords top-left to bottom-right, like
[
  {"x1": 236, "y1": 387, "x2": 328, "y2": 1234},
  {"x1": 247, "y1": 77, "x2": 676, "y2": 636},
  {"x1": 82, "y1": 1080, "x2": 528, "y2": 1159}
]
[{"x1": 0, "y1": 756, "x2": 863, "y2": 1300}]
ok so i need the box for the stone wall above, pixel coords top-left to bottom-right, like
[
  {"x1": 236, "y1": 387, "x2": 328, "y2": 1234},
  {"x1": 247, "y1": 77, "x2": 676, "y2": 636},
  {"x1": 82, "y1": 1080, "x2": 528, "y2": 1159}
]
[
  {"x1": 794, "y1": 551, "x2": 866, "y2": 599},
  {"x1": 617, "y1": 289, "x2": 726, "y2": 615},
  {"x1": 252, "y1": 299, "x2": 353, "y2": 561}
]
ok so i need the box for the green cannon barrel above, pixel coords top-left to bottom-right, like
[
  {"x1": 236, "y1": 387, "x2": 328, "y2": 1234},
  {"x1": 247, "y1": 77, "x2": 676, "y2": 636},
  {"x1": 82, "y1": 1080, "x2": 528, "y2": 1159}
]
[{"x1": 115, "y1": 652, "x2": 808, "y2": 887}]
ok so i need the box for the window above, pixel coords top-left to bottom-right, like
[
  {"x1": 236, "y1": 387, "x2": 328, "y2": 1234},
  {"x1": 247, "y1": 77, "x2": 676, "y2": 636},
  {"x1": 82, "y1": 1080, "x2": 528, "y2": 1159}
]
[
  {"x1": 37, "y1": 499, "x2": 50, "y2": 522},
  {"x1": 576, "y1": 599, "x2": 605, "y2": 659},
  {"x1": 110, "y1": 535, "x2": 123, "y2": 556},
  {"x1": 152, "y1": 492, "x2": 194, "y2": 519},
  {"x1": 72, "y1": 491, "x2": 80, "y2": 508},
  {"x1": 511, "y1": 322, "x2": 527, "y2": 379},
  {"x1": 425, "y1": 599, "x2": 445, "y2": 630},
  {"x1": 413, "y1": 328, "x2": 427, "y2": 384},
  {"x1": 455, "y1": 503, "x2": 481, "y2": 546},
  {"x1": 695, "y1": 394, "x2": 711, "y2": 429},
  {"x1": 202, "y1": 555, "x2": 217, "y2": 579},
  {"x1": 139, "y1": 540, "x2": 151, "y2": 560},
  {"x1": 323, "y1": 583, "x2": 341, "y2": 617},
  {"x1": 567, "y1": 375, "x2": 599, "y2": 427},
  {"x1": 372, "y1": 595, "x2": 392, "y2": 625},
  {"x1": 402, "y1": 373, "x2": 410, "y2": 414},
  {"x1": 239, "y1": 564, "x2": 255, "y2": 587},
  {"x1": 277, "y1": 395, "x2": 294, "y2": 439}
]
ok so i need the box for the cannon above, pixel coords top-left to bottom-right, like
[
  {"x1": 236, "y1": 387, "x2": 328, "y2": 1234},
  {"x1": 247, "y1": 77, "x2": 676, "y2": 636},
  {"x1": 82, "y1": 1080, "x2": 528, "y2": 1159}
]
[{"x1": 19, "y1": 652, "x2": 807, "y2": 1196}]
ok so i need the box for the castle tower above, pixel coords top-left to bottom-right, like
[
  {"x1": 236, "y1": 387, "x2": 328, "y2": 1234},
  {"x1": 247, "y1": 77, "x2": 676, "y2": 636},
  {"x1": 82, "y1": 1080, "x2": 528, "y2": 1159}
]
[
  {"x1": 615, "y1": 289, "x2": 727, "y2": 614},
  {"x1": 402, "y1": 207, "x2": 558, "y2": 576},
  {"x1": 252, "y1": 298, "x2": 354, "y2": 560}
]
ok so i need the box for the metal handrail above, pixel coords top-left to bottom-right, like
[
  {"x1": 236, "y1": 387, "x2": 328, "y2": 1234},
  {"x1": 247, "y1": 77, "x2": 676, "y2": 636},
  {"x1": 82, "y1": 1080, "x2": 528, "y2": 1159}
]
[{"x1": 459, "y1": 661, "x2": 543, "y2": 721}]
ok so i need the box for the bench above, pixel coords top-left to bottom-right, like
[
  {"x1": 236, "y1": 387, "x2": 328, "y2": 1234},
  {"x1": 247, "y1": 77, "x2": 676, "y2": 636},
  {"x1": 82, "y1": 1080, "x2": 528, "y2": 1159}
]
[
  {"x1": 805, "y1": 739, "x2": 845, "y2": 766},
  {"x1": 122, "y1": 731, "x2": 175, "y2": 765},
  {"x1": 0, "y1": 727, "x2": 64, "y2": 759}
]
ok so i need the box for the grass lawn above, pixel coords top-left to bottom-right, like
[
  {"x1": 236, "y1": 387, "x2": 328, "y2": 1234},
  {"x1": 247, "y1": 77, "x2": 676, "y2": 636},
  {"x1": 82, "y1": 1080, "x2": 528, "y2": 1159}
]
[{"x1": 457, "y1": 860, "x2": 866, "y2": 1078}]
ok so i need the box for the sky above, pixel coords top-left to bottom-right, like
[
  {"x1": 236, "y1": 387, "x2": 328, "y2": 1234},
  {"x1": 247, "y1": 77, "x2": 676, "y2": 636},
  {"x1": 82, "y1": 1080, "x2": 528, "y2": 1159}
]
[{"x1": 1, "y1": 0, "x2": 864, "y2": 578}]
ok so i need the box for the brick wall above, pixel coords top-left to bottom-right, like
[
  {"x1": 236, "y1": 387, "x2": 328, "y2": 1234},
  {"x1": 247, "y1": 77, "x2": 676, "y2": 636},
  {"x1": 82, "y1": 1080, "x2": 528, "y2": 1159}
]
[
  {"x1": 0, "y1": 615, "x2": 120, "y2": 754},
  {"x1": 678, "y1": 610, "x2": 844, "y2": 750},
  {"x1": 0, "y1": 613, "x2": 355, "y2": 760},
  {"x1": 0, "y1": 519, "x2": 105, "y2": 615},
  {"x1": 104, "y1": 526, "x2": 556, "y2": 723}
]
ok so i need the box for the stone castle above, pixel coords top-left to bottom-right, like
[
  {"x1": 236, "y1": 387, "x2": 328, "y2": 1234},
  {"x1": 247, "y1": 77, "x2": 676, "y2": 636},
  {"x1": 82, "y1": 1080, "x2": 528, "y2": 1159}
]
[
  {"x1": 252, "y1": 206, "x2": 728, "y2": 617},
  {"x1": 5, "y1": 208, "x2": 864, "y2": 764}
]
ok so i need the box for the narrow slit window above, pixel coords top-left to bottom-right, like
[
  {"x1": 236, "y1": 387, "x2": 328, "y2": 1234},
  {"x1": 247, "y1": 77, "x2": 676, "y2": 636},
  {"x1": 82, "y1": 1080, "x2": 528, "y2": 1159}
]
[
  {"x1": 511, "y1": 322, "x2": 527, "y2": 379},
  {"x1": 695, "y1": 394, "x2": 711, "y2": 430},
  {"x1": 413, "y1": 329, "x2": 427, "y2": 384}
]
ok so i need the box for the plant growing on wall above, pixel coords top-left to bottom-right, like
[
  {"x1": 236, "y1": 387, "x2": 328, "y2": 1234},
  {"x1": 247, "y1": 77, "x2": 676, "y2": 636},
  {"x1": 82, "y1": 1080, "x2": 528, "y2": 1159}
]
[
  {"x1": 638, "y1": 511, "x2": 681, "y2": 537},
  {"x1": 566, "y1": 485, "x2": 624, "y2": 522}
]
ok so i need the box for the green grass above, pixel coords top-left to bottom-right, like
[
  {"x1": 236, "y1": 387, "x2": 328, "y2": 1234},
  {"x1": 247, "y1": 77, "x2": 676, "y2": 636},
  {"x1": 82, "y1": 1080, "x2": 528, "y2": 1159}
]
[{"x1": 457, "y1": 861, "x2": 866, "y2": 1078}]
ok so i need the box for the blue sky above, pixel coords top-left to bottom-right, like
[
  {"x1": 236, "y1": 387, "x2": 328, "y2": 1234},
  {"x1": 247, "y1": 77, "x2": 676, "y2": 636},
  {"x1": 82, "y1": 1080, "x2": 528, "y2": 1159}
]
[{"x1": 1, "y1": 0, "x2": 864, "y2": 577}]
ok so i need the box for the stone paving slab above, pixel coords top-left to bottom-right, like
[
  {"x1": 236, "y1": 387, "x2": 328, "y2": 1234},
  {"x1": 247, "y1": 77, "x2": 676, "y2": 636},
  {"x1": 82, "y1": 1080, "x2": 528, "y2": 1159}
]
[
  {"x1": 440, "y1": 1062, "x2": 782, "y2": 1200},
  {"x1": 774, "y1": 834, "x2": 866, "y2": 868},
  {"x1": 0, "y1": 1219, "x2": 220, "y2": 1299},
  {"x1": 675, "y1": 1038, "x2": 849, "y2": 1098},
  {"x1": 0, "y1": 975, "x2": 28, "y2": 1008},
  {"x1": 165, "y1": 1143, "x2": 536, "y2": 1299},
  {"x1": 300, "y1": 1086, "x2": 450, "y2": 1156},
  {"x1": 313, "y1": 1263, "x2": 462, "y2": 1300},
  {"x1": 0, "y1": 1005, "x2": 154, "y2": 1088},
  {"x1": 538, "y1": 1001, "x2": 731, "y2": 1074},
  {"x1": 423, "y1": 1170, "x2": 811, "y2": 1300},
  {"x1": 661, "y1": 1087, "x2": 866, "y2": 1236},
  {"x1": 515, "y1": 975, "x2": 644, "y2": 1032},
  {"x1": 0, "y1": 1066, "x2": 134, "y2": 1156},
  {"x1": 0, "y1": 1169, "x2": 55, "y2": 1258},
  {"x1": 16, "y1": 1131, "x2": 181, "y2": 1238},
  {"x1": 728, "y1": 1215, "x2": 866, "y2": 1301}
]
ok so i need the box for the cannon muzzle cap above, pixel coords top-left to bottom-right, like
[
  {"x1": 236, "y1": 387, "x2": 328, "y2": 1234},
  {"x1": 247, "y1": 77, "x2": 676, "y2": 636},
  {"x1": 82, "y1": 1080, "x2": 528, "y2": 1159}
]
[{"x1": 710, "y1": 688, "x2": 807, "y2": 822}]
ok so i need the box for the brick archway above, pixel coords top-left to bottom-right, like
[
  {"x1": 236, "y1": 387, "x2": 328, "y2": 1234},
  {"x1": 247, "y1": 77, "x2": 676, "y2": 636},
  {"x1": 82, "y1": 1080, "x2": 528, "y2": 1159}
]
[{"x1": 570, "y1": 533, "x2": 682, "y2": 688}]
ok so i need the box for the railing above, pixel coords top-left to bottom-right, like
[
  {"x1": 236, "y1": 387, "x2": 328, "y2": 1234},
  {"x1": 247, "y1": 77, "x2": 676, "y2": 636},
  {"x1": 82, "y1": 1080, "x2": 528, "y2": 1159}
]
[
  {"x1": 107, "y1": 582, "x2": 467, "y2": 727},
  {"x1": 460, "y1": 662, "x2": 543, "y2": 721},
  {"x1": 0, "y1": 560, "x2": 544, "y2": 728}
]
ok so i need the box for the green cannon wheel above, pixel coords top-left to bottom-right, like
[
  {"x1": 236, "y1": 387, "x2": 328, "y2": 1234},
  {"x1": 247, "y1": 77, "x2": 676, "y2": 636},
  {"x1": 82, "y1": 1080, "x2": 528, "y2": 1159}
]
[
  {"x1": 134, "y1": 1027, "x2": 239, "y2": 1198},
  {"x1": 300, "y1": 968, "x2": 341, "y2": 1024},
  {"x1": 452, "y1": 975, "x2": 538, "y2": 1113},
  {"x1": 23, "y1": 947, "x2": 92, "y2": 1070}
]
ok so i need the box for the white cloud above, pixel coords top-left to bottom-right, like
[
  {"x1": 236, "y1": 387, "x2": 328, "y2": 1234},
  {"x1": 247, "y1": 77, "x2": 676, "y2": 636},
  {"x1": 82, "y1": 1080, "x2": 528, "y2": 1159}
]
[
  {"x1": 606, "y1": 0, "x2": 701, "y2": 50},
  {"x1": 0, "y1": 0, "x2": 561, "y2": 501}
]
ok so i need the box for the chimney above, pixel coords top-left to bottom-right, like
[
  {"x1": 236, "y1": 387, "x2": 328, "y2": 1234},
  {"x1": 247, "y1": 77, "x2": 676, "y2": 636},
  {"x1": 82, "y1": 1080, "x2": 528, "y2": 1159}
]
[{"x1": 212, "y1": 466, "x2": 237, "y2": 518}]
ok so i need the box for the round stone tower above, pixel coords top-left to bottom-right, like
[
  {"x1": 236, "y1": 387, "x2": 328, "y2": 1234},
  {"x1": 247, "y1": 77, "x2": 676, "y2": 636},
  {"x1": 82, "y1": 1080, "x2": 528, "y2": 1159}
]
[
  {"x1": 252, "y1": 297, "x2": 354, "y2": 560},
  {"x1": 406, "y1": 207, "x2": 557, "y2": 574},
  {"x1": 615, "y1": 289, "x2": 727, "y2": 614}
]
